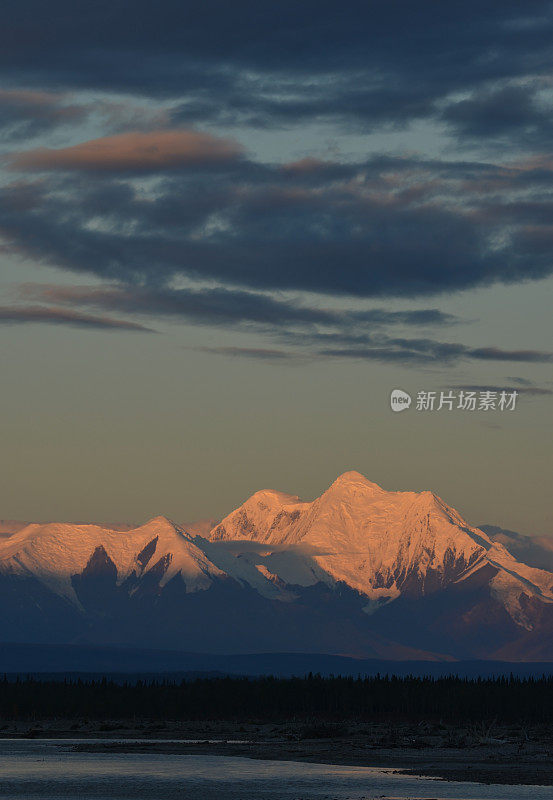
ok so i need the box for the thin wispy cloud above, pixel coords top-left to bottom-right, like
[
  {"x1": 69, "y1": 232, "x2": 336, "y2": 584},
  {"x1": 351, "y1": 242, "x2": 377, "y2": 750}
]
[
  {"x1": 17, "y1": 284, "x2": 553, "y2": 367},
  {"x1": 194, "y1": 346, "x2": 302, "y2": 362},
  {"x1": 317, "y1": 343, "x2": 553, "y2": 367},
  {"x1": 0, "y1": 89, "x2": 86, "y2": 141},
  {"x1": 0, "y1": 305, "x2": 154, "y2": 332},
  {"x1": 21, "y1": 283, "x2": 459, "y2": 330}
]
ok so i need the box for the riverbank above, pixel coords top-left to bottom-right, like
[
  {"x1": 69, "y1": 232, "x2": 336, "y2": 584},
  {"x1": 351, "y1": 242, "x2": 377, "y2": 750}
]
[{"x1": 1, "y1": 720, "x2": 551, "y2": 785}]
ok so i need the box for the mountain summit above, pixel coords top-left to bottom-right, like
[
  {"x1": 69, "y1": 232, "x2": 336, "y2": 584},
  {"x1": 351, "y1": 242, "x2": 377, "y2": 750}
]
[
  {"x1": 208, "y1": 473, "x2": 553, "y2": 618},
  {"x1": 327, "y1": 470, "x2": 385, "y2": 490},
  {"x1": 1, "y1": 472, "x2": 552, "y2": 660}
]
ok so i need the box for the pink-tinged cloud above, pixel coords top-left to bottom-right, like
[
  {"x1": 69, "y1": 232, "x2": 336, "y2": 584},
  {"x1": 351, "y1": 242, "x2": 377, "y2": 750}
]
[
  {"x1": 0, "y1": 89, "x2": 86, "y2": 130},
  {"x1": 9, "y1": 130, "x2": 244, "y2": 172},
  {"x1": 0, "y1": 305, "x2": 154, "y2": 332},
  {"x1": 0, "y1": 89, "x2": 65, "y2": 107},
  {"x1": 281, "y1": 157, "x2": 329, "y2": 173}
]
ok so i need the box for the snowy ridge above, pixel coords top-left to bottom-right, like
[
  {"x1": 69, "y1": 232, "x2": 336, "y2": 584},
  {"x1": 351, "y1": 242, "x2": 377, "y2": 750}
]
[
  {"x1": 208, "y1": 472, "x2": 487, "y2": 598},
  {"x1": 0, "y1": 515, "x2": 224, "y2": 604},
  {"x1": 206, "y1": 471, "x2": 553, "y2": 622},
  {"x1": 209, "y1": 489, "x2": 309, "y2": 544},
  {"x1": 1, "y1": 471, "x2": 552, "y2": 633}
]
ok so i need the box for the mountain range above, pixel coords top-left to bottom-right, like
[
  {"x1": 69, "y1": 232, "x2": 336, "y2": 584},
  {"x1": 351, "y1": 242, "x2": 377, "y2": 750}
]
[{"x1": 2, "y1": 471, "x2": 553, "y2": 661}]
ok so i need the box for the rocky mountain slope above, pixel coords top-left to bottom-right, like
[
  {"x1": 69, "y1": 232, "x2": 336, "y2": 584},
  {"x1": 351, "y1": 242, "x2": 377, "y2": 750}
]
[{"x1": 1, "y1": 472, "x2": 552, "y2": 660}]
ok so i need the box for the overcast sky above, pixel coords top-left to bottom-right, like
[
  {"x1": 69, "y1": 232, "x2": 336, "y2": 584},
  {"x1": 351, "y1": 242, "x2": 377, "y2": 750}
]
[{"x1": 0, "y1": 1, "x2": 552, "y2": 534}]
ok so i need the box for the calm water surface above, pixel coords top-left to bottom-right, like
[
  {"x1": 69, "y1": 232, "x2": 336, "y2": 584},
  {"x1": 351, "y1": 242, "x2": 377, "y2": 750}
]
[{"x1": 0, "y1": 739, "x2": 549, "y2": 800}]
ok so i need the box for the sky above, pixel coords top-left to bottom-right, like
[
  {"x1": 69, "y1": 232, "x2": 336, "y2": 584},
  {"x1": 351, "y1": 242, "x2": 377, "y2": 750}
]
[{"x1": 0, "y1": 1, "x2": 552, "y2": 535}]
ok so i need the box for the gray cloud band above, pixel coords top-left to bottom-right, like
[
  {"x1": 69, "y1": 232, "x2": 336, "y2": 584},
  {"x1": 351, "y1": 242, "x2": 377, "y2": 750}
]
[{"x1": 2, "y1": 153, "x2": 553, "y2": 300}]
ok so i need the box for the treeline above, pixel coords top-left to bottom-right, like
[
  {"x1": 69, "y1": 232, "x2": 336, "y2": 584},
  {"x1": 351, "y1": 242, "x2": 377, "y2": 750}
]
[{"x1": 1, "y1": 673, "x2": 553, "y2": 723}]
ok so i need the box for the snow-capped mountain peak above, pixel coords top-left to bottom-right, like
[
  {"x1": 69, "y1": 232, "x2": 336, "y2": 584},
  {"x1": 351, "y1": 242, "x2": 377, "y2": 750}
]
[
  {"x1": 0, "y1": 515, "x2": 223, "y2": 604},
  {"x1": 209, "y1": 487, "x2": 308, "y2": 544},
  {"x1": 2, "y1": 472, "x2": 553, "y2": 660},
  {"x1": 325, "y1": 470, "x2": 385, "y2": 493},
  {"x1": 206, "y1": 472, "x2": 553, "y2": 617}
]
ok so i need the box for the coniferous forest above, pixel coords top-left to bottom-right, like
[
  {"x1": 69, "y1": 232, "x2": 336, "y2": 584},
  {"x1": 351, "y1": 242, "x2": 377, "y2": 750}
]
[{"x1": 1, "y1": 674, "x2": 552, "y2": 723}]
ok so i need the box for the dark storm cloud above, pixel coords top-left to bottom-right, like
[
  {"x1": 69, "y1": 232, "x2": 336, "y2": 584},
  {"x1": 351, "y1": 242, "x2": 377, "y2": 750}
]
[
  {"x1": 440, "y1": 83, "x2": 553, "y2": 148},
  {"x1": 0, "y1": 305, "x2": 153, "y2": 331},
  {"x1": 168, "y1": 78, "x2": 438, "y2": 130},
  {"x1": 3, "y1": 151, "x2": 553, "y2": 298},
  {"x1": 442, "y1": 85, "x2": 542, "y2": 136},
  {"x1": 1, "y1": 1, "x2": 553, "y2": 139}
]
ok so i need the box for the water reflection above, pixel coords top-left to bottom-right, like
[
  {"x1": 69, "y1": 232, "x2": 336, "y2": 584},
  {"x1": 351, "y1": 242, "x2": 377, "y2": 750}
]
[{"x1": 0, "y1": 739, "x2": 548, "y2": 800}]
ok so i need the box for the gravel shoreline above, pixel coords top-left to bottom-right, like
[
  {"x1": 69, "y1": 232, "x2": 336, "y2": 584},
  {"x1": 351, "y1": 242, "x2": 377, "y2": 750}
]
[{"x1": 1, "y1": 720, "x2": 552, "y2": 785}]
